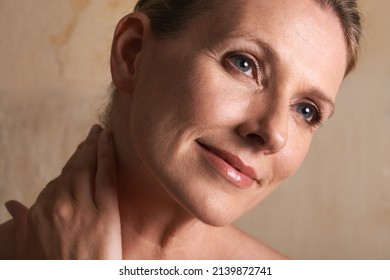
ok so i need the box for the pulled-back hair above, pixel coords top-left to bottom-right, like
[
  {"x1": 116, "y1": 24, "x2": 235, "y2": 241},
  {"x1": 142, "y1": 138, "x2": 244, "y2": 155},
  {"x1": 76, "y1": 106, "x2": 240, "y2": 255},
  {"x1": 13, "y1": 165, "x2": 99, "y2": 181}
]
[
  {"x1": 134, "y1": 0, "x2": 212, "y2": 37},
  {"x1": 314, "y1": 0, "x2": 362, "y2": 74},
  {"x1": 101, "y1": 0, "x2": 362, "y2": 127},
  {"x1": 135, "y1": 0, "x2": 362, "y2": 74}
]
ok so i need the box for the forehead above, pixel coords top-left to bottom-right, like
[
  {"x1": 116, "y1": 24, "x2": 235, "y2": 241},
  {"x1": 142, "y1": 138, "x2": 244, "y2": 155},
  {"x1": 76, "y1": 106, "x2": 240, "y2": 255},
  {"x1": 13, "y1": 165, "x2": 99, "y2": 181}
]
[{"x1": 194, "y1": 0, "x2": 348, "y2": 98}]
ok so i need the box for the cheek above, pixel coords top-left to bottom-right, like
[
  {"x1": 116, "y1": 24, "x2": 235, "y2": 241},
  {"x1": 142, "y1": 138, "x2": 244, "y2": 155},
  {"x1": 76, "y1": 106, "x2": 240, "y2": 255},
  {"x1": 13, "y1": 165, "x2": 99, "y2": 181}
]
[
  {"x1": 273, "y1": 133, "x2": 312, "y2": 182},
  {"x1": 184, "y1": 72, "x2": 254, "y2": 128}
]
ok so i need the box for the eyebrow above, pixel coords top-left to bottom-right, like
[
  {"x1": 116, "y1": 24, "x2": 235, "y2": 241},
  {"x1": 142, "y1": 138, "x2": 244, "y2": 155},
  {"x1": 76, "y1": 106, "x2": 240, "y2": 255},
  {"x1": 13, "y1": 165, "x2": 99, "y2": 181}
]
[
  {"x1": 229, "y1": 32, "x2": 279, "y2": 60},
  {"x1": 235, "y1": 34, "x2": 336, "y2": 117},
  {"x1": 253, "y1": 37, "x2": 336, "y2": 118},
  {"x1": 249, "y1": 37, "x2": 279, "y2": 61}
]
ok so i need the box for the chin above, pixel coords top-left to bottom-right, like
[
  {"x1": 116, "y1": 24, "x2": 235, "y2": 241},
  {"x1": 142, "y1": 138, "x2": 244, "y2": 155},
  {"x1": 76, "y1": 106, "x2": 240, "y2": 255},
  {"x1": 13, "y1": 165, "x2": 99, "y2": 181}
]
[
  {"x1": 138, "y1": 141, "x2": 257, "y2": 227},
  {"x1": 172, "y1": 189, "x2": 246, "y2": 227},
  {"x1": 193, "y1": 205, "x2": 243, "y2": 227},
  {"x1": 196, "y1": 214, "x2": 237, "y2": 228}
]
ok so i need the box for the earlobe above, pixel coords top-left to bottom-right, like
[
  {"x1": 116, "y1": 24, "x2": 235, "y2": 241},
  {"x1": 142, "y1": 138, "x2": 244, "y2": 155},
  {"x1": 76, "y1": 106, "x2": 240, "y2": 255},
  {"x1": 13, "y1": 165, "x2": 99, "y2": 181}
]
[{"x1": 110, "y1": 12, "x2": 151, "y2": 94}]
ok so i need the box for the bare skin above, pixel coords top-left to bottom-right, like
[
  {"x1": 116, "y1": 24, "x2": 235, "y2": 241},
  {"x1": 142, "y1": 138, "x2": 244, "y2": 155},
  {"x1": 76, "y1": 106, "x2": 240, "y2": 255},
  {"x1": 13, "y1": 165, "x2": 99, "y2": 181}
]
[
  {"x1": 0, "y1": 126, "x2": 285, "y2": 260},
  {"x1": 0, "y1": 126, "x2": 122, "y2": 259},
  {"x1": 0, "y1": 0, "x2": 346, "y2": 259}
]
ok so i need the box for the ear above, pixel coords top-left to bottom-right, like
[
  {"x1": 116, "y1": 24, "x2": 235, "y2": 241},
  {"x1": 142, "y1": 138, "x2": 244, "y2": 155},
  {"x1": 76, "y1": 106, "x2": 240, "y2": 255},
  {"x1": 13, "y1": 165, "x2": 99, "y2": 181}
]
[{"x1": 110, "y1": 12, "x2": 151, "y2": 94}]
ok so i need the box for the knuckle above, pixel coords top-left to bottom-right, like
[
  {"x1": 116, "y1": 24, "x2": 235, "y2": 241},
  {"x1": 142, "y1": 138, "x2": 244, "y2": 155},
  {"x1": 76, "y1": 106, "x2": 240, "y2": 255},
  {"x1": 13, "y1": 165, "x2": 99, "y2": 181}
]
[
  {"x1": 72, "y1": 163, "x2": 95, "y2": 175},
  {"x1": 73, "y1": 168, "x2": 92, "y2": 176},
  {"x1": 96, "y1": 176, "x2": 115, "y2": 188},
  {"x1": 51, "y1": 199, "x2": 74, "y2": 223}
]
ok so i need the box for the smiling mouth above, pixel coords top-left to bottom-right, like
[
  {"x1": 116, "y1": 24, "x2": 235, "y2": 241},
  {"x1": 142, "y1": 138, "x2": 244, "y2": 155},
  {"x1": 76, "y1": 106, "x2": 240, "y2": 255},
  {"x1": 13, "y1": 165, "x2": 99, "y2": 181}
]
[{"x1": 197, "y1": 141, "x2": 258, "y2": 189}]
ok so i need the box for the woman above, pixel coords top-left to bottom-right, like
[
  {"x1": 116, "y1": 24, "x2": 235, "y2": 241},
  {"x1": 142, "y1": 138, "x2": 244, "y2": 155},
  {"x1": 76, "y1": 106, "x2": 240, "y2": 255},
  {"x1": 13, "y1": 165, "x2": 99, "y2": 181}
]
[{"x1": 0, "y1": 0, "x2": 362, "y2": 259}]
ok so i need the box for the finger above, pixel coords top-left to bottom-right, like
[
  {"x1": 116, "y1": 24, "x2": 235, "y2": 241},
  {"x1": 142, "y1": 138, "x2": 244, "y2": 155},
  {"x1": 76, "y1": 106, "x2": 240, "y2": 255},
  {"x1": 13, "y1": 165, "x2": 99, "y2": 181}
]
[
  {"x1": 84, "y1": 124, "x2": 103, "y2": 145},
  {"x1": 5, "y1": 200, "x2": 28, "y2": 257},
  {"x1": 62, "y1": 125, "x2": 102, "y2": 173},
  {"x1": 61, "y1": 142, "x2": 83, "y2": 174},
  {"x1": 34, "y1": 177, "x2": 60, "y2": 206},
  {"x1": 72, "y1": 124, "x2": 102, "y2": 170},
  {"x1": 95, "y1": 130, "x2": 118, "y2": 212},
  {"x1": 70, "y1": 169, "x2": 96, "y2": 205},
  {"x1": 5, "y1": 200, "x2": 28, "y2": 224},
  {"x1": 70, "y1": 124, "x2": 102, "y2": 201}
]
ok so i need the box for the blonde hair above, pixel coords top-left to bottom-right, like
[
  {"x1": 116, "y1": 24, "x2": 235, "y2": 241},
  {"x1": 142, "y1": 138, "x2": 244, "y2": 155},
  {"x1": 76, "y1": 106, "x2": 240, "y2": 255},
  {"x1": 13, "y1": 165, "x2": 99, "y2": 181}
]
[
  {"x1": 101, "y1": 0, "x2": 362, "y2": 126},
  {"x1": 135, "y1": 0, "x2": 362, "y2": 73},
  {"x1": 314, "y1": 0, "x2": 362, "y2": 74}
]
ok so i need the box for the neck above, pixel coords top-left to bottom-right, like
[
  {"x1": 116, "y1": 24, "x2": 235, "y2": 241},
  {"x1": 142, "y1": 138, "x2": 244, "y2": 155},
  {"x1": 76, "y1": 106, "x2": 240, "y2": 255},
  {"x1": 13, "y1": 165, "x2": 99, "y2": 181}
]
[
  {"x1": 108, "y1": 99, "x2": 214, "y2": 259},
  {"x1": 116, "y1": 169, "x2": 212, "y2": 259}
]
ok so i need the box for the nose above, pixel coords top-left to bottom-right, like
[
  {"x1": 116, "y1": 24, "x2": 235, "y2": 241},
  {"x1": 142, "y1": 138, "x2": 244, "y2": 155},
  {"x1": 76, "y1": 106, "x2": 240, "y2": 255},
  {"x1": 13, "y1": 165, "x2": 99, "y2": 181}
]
[{"x1": 237, "y1": 100, "x2": 288, "y2": 155}]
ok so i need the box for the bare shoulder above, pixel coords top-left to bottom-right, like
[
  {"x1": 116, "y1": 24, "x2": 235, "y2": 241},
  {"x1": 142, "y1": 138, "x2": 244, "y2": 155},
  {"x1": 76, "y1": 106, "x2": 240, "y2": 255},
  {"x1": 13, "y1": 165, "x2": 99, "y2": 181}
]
[
  {"x1": 0, "y1": 220, "x2": 18, "y2": 259},
  {"x1": 212, "y1": 225, "x2": 288, "y2": 260}
]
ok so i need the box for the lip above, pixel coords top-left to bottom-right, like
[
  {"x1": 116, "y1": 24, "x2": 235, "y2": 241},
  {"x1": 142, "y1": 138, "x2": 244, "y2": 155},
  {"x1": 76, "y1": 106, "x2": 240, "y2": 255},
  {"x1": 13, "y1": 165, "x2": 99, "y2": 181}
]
[{"x1": 197, "y1": 141, "x2": 258, "y2": 189}]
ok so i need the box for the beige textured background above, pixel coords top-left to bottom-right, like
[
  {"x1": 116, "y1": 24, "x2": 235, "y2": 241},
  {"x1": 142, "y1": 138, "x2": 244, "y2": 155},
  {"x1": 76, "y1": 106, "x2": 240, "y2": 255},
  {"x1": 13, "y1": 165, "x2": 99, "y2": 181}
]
[{"x1": 0, "y1": 0, "x2": 389, "y2": 259}]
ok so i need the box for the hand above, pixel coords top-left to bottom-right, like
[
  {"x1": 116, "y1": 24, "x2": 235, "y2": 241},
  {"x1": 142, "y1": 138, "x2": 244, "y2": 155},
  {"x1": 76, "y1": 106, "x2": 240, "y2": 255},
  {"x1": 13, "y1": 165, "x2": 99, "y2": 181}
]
[{"x1": 7, "y1": 125, "x2": 122, "y2": 259}]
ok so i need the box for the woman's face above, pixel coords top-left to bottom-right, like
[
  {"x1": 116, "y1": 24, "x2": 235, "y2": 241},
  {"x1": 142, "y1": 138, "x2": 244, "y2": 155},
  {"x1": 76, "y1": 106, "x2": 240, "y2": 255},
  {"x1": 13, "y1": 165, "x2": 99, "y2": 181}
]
[{"x1": 126, "y1": 0, "x2": 347, "y2": 225}]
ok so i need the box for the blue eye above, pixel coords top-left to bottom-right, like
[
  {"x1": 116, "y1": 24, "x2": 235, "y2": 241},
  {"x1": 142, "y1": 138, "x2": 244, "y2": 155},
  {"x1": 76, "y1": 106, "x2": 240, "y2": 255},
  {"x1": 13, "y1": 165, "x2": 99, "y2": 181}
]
[
  {"x1": 233, "y1": 56, "x2": 253, "y2": 74},
  {"x1": 225, "y1": 53, "x2": 257, "y2": 79},
  {"x1": 296, "y1": 104, "x2": 318, "y2": 123}
]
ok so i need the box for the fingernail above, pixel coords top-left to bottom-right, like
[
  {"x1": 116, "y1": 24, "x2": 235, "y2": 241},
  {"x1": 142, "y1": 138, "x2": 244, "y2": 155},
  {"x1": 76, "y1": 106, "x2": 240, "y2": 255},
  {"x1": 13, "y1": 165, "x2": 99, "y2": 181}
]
[
  {"x1": 91, "y1": 124, "x2": 102, "y2": 135},
  {"x1": 87, "y1": 124, "x2": 102, "y2": 140},
  {"x1": 101, "y1": 130, "x2": 111, "y2": 143},
  {"x1": 5, "y1": 201, "x2": 15, "y2": 219}
]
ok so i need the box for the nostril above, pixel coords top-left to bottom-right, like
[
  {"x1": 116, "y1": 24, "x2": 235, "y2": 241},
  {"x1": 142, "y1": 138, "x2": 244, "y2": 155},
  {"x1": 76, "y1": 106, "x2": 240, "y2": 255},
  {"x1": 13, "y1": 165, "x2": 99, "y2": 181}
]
[
  {"x1": 237, "y1": 117, "x2": 288, "y2": 155},
  {"x1": 246, "y1": 132, "x2": 287, "y2": 155},
  {"x1": 246, "y1": 133, "x2": 265, "y2": 145}
]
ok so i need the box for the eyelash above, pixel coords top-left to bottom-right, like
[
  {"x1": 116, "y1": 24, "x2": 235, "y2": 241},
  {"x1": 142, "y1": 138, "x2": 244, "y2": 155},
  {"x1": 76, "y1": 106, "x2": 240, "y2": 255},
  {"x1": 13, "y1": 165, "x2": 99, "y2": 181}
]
[
  {"x1": 223, "y1": 52, "x2": 262, "y2": 83},
  {"x1": 223, "y1": 52, "x2": 325, "y2": 129},
  {"x1": 293, "y1": 102, "x2": 325, "y2": 128}
]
